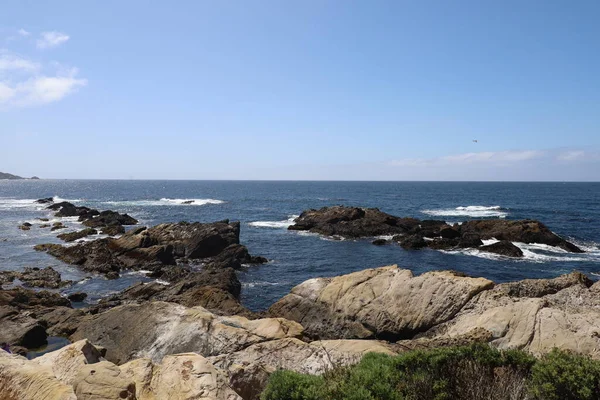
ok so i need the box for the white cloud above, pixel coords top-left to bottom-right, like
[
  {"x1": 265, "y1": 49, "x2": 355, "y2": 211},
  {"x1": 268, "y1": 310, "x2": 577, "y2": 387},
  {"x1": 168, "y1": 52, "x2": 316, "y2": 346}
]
[
  {"x1": 556, "y1": 150, "x2": 585, "y2": 162},
  {"x1": 389, "y1": 150, "x2": 545, "y2": 167},
  {"x1": 37, "y1": 31, "x2": 70, "y2": 49},
  {"x1": 0, "y1": 53, "x2": 40, "y2": 72},
  {"x1": 18, "y1": 29, "x2": 30, "y2": 37},
  {"x1": 0, "y1": 51, "x2": 86, "y2": 109}
]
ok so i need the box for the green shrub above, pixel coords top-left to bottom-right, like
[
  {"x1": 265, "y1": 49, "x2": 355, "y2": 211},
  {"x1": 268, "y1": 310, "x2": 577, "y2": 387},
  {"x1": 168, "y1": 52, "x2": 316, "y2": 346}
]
[
  {"x1": 529, "y1": 349, "x2": 600, "y2": 400},
  {"x1": 261, "y1": 344, "x2": 600, "y2": 400}
]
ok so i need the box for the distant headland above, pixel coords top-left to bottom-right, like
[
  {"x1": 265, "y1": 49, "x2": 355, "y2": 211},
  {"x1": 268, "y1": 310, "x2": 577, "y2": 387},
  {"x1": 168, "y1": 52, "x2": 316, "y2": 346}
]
[{"x1": 0, "y1": 172, "x2": 39, "y2": 180}]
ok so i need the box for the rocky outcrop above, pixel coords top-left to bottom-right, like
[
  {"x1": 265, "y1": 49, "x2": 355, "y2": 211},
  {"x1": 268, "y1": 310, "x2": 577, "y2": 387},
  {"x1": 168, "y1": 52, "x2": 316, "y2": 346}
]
[
  {"x1": 479, "y1": 240, "x2": 524, "y2": 257},
  {"x1": 70, "y1": 301, "x2": 304, "y2": 364},
  {"x1": 0, "y1": 350, "x2": 77, "y2": 400},
  {"x1": 57, "y1": 228, "x2": 98, "y2": 242},
  {"x1": 0, "y1": 286, "x2": 71, "y2": 349},
  {"x1": 0, "y1": 267, "x2": 70, "y2": 289},
  {"x1": 269, "y1": 266, "x2": 493, "y2": 340},
  {"x1": 82, "y1": 210, "x2": 138, "y2": 228},
  {"x1": 289, "y1": 206, "x2": 583, "y2": 255},
  {"x1": 289, "y1": 206, "x2": 420, "y2": 238},
  {"x1": 36, "y1": 220, "x2": 266, "y2": 279}
]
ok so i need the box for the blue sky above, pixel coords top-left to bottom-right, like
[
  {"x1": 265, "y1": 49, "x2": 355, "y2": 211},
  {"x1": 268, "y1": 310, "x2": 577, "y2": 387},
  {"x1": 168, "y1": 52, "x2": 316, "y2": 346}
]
[{"x1": 1, "y1": 1, "x2": 599, "y2": 180}]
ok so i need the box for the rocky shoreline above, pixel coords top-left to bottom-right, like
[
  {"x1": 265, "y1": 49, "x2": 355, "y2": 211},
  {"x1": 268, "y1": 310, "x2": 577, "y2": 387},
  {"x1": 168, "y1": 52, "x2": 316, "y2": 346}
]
[{"x1": 1, "y1": 202, "x2": 598, "y2": 399}]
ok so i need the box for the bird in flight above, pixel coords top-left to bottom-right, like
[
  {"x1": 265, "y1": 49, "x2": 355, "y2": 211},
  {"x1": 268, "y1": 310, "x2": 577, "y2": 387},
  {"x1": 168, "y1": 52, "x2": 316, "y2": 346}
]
[{"x1": 472, "y1": 139, "x2": 478, "y2": 143}]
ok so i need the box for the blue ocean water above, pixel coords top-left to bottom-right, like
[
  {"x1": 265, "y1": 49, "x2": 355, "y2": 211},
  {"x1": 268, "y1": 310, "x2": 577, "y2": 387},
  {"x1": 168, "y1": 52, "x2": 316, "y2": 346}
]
[{"x1": 1, "y1": 180, "x2": 599, "y2": 311}]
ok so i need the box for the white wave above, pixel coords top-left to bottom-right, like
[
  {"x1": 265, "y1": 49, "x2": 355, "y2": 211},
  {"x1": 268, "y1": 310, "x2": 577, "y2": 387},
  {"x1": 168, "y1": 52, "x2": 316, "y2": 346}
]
[
  {"x1": 154, "y1": 279, "x2": 170, "y2": 286},
  {"x1": 103, "y1": 198, "x2": 224, "y2": 207},
  {"x1": 422, "y1": 205, "x2": 508, "y2": 218},
  {"x1": 52, "y1": 196, "x2": 83, "y2": 203},
  {"x1": 0, "y1": 198, "x2": 38, "y2": 210},
  {"x1": 374, "y1": 235, "x2": 395, "y2": 240},
  {"x1": 242, "y1": 281, "x2": 280, "y2": 288},
  {"x1": 249, "y1": 215, "x2": 298, "y2": 229}
]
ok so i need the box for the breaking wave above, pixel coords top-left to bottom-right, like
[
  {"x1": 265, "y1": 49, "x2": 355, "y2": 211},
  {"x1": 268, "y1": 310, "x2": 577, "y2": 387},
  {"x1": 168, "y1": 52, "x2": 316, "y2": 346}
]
[
  {"x1": 103, "y1": 198, "x2": 225, "y2": 207},
  {"x1": 422, "y1": 205, "x2": 508, "y2": 218},
  {"x1": 249, "y1": 215, "x2": 299, "y2": 228}
]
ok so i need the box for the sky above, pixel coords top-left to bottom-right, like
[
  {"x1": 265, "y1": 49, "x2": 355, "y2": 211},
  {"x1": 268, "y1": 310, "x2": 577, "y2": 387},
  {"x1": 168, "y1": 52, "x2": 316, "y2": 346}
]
[{"x1": 1, "y1": 1, "x2": 599, "y2": 181}]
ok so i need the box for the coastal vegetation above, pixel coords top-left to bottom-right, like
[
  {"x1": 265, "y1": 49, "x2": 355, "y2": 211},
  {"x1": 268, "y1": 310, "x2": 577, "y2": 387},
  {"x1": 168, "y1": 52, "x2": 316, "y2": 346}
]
[{"x1": 262, "y1": 344, "x2": 600, "y2": 400}]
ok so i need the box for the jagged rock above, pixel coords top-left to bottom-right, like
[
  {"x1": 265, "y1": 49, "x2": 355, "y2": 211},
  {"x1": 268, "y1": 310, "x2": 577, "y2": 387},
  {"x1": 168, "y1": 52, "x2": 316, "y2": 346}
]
[
  {"x1": 47, "y1": 202, "x2": 99, "y2": 220},
  {"x1": 82, "y1": 210, "x2": 138, "y2": 228},
  {"x1": 57, "y1": 228, "x2": 98, "y2": 242},
  {"x1": 36, "y1": 197, "x2": 54, "y2": 204},
  {"x1": 398, "y1": 234, "x2": 427, "y2": 250},
  {"x1": 210, "y1": 338, "x2": 398, "y2": 399},
  {"x1": 416, "y1": 272, "x2": 600, "y2": 357},
  {"x1": 67, "y1": 292, "x2": 88, "y2": 302},
  {"x1": 479, "y1": 240, "x2": 524, "y2": 257},
  {"x1": 289, "y1": 206, "x2": 583, "y2": 255},
  {"x1": 456, "y1": 233, "x2": 483, "y2": 248},
  {"x1": 14, "y1": 266, "x2": 68, "y2": 289},
  {"x1": 71, "y1": 301, "x2": 304, "y2": 364},
  {"x1": 37, "y1": 220, "x2": 265, "y2": 279},
  {"x1": 0, "y1": 350, "x2": 77, "y2": 400},
  {"x1": 460, "y1": 219, "x2": 583, "y2": 253},
  {"x1": 100, "y1": 224, "x2": 125, "y2": 236},
  {"x1": 289, "y1": 206, "x2": 420, "y2": 238},
  {"x1": 269, "y1": 265, "x2": 493, "y2": 340},
  {"x1": 0, "y1": 287, "x2": 71, "y2": 349},
  {"x1": 19, "y1": 223, "x2": 31, "y2": 231}
]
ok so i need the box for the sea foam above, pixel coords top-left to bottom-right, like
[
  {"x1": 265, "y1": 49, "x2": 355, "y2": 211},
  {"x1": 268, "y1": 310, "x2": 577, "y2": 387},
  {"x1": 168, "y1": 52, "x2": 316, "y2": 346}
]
[
  {"x1": 249, "y1": 215, "x2": 299, "y2": 228},
  {"x1": 422, "y1": 205, "x2": 508, "y2": 218}
]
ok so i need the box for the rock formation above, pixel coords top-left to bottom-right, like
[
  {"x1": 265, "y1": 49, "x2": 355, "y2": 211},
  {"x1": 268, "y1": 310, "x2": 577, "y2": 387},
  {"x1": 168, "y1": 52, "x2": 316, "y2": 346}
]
[{"x1": 289, "y1": 206, "x2": 583, "y2": 255}]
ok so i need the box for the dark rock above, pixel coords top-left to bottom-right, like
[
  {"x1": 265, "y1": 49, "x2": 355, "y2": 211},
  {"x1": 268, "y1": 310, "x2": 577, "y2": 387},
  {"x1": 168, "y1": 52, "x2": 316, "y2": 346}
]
[
  {"x1": 460, "y1": 220, "x2": 583, "y2": 253},
  {"x1": 57, "y1": 228, "x2": 98, "y2": 242},
  {"x1": 37, "y1": 218, "x2": 50, "y2": 222},
  {"x1": 457, "y1": 233, "x2": 484, "y2": 248},
  {"x1": 67, "y1": 292, "x2": 88, "y2": 302},
  {"x1": 399, "y1": 235, "x2": 428, "y2": 250},
  {"x1": 35, "y1": 197, "x2": 54, "y2": 204},
  {"x1": 440, "y1": 227, "x2": 461, "y2": 239},
  {"x1": 30, "y1": 176, "x2": 40, "y2": 180},
  {"x1": 428, "y1": 237, "x2": 459, "y2": 250},
  {"x1": 18, "y1": 224, "x2": 31, "y2": 231},
  {"x1": 18, "y1": 267, "x2": 67, "y2": 289},
  {"x1": 50, "y1": 222, "x2": 66, "y2": 231},
  {"x1": 100, "y1": 225, "x2": 125, "y2": 236},
  {"x1": 479, "y1": 240, "x2": 524, "y2": 257},
  {"x1": 289, "y1": 206, "x2": 420, "y2": 238},
  {"x1": 39, "y1": 224, "x2": 50, "y2": 228},
  {"x1": 82, "y1": 210, "x2": 138, "y2": 228},
  {"x1": 372, "y1": 238, "x2": 388, "y2": 245}
]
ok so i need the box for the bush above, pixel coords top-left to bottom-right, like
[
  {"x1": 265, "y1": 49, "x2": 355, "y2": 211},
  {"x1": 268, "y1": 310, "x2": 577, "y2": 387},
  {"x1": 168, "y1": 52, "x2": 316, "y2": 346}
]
[
  {"x1": 261, "y1": 344, "x2": 600, "y2": 400},
  {"x1": 529, "y1": 349, "x2": 600, "y2": 400}
]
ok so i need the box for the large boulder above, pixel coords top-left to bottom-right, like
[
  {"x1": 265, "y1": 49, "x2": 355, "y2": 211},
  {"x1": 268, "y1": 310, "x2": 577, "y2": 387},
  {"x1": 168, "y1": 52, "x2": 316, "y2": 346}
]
[
  {"x1": 57, "y1": 228, "x2": 98, "y2": 242},
  {"x1": 0, "y1": 350, "x2": 77, "y2": 400},
  {"x1": 122, "y1": 353, "x2": 242, "y2": 400},
  {"x1": 289, "y1": 206, "x2": 420, "y2": 238},
  {"x1": 70, "y1": 301, "x2": 304, "y2": 364},
  {"x1": 478, "y1": 240, "x2": 524, "y2": 257},
  {"x1": 269, "y1": 265, "x2": 493, "y2": 340},
  {"x1": 413, "y1": 272, "x2": 600, "y2": 357}
]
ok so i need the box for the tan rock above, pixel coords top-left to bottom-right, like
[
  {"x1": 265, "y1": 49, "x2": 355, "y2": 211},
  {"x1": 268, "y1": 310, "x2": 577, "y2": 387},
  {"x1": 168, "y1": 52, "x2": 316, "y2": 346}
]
[
  {"x1": 33, "y1": 339, "x2": 104, "y2": 385},
  {"x1": 210, "y1": 338, "x2": 398, "y2": 399},
  {"x1": 0, "y1": 350, "x2": 77, "y2": 400},
  {"x1": 73, "y1": 361, "x2": 136, "y2": 400},
  {"x1": 71, "y1": 301, "x2": 304, "y2": 364},
  {"x1": 269, "y1": 265, "x2": 493, "y2": 339}
]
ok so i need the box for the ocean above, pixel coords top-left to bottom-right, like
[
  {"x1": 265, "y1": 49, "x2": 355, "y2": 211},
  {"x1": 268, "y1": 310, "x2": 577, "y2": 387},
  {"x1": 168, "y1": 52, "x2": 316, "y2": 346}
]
[{"x1": 1, "y1": 180, "x2": 599, "y2": 311}]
